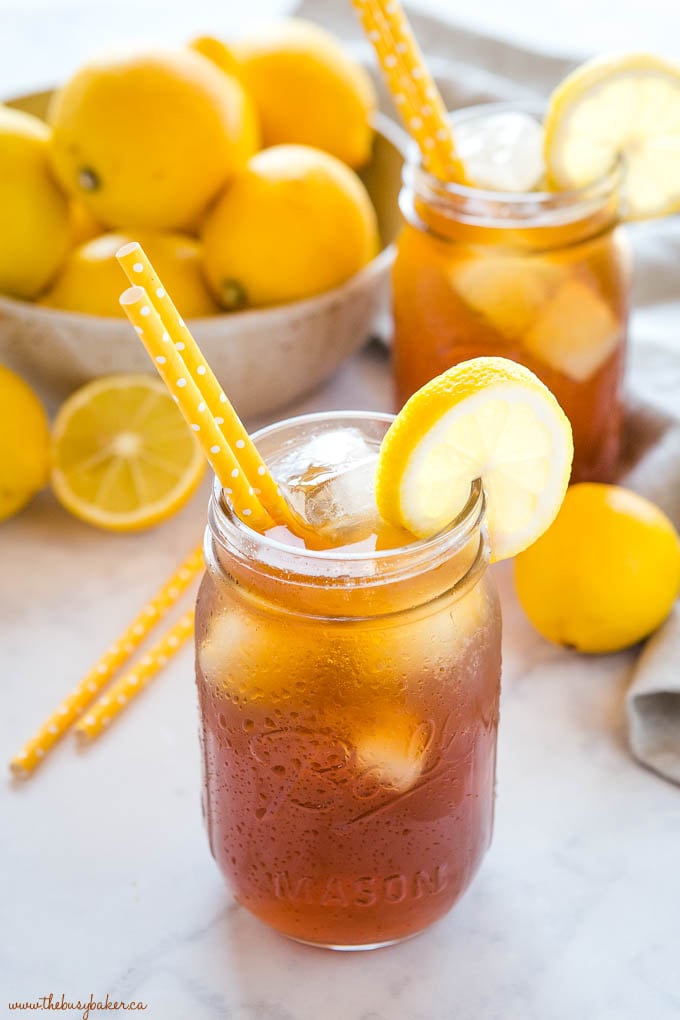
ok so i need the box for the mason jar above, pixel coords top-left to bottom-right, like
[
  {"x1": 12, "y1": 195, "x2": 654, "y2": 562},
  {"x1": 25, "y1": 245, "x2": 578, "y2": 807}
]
[
  {"x1": 393, "y1": 103, "x2": 631, "y2": 483},
  {"x1": 195, "y1": 411, "x2": 502, "y2": 950}
]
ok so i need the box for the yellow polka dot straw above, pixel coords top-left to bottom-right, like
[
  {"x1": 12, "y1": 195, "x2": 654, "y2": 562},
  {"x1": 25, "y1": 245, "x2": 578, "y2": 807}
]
[
  {"x1": 9, "y1": 545, "x2": 203, "y2": 777},
  {"x1": 75, "y1": 610, "x2": 195, "y2": 741},
  {"x1": 351, "y1": 0, "x2": 467, "y2": 182},
  {"x1": 116, "y1": 242, "x2": 300, "y2": 533},
  {"x1": 119, "y1": 285, "x2": 273, "y2": 532}
]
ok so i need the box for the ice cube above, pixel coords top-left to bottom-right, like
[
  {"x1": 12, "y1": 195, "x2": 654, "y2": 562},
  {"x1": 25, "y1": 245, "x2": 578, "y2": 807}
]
[
  {"x1": 456, "y1": 111, "x2": 545, "y2": 193},
  {"x1": 453, "y1": 255, "x2": 562, "y2": 338},
  {"x1": 199, "y1": 609, "x2": 318, "y2": 704},
  {"x1": 198, "y1": 612, "x2": 253, "y2": 688},
  {"x1": 278, "y1": 428, "x2": 382, "y2": 544},
  {"x1": 283, "y1": 456, "x2": 379, "y2": 534},
  {"x1": 524, "y1": 278, "x2": 621, "y2": 381},
  {"x1": 354, "y1": 717, "x2": 433, "y2": 793},
  {"x1": 275, "y1": 427, "x2": 371, "y2": 483},
  {"x1": 397, "y1": 575, "x2": 489, "y2": 669}
]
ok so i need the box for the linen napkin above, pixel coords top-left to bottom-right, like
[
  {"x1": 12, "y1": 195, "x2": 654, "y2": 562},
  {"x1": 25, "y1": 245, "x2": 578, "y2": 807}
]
[
  {"x1": 620, "y1": 407, "x2": 680, "y2": 783},
  {"x1": 297, "y1": 0, "x2": 680, "y2": 784}
]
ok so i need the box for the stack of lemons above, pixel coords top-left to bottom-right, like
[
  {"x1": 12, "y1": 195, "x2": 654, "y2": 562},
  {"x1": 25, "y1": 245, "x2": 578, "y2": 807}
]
[{"x1": 0, "y1": 19, "x2": 379, "y2": 317}]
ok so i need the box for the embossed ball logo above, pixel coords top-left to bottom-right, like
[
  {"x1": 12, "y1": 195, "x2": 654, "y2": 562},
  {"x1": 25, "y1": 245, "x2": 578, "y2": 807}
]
[{"x1": 249, "y1": 719, "x2": 457, "y2": 828}]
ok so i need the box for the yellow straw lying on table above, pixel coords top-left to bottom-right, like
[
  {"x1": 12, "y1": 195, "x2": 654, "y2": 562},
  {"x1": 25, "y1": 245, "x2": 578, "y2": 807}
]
[
  {"x1": 351, "y1": 0, "x2": 467, "y2": 182},
  {"x1": 9, "y1": 545, "x2": 203, "y2": 777},
  {"x1": 75, "y1": 609, "x2": 195, "y2": 741}
]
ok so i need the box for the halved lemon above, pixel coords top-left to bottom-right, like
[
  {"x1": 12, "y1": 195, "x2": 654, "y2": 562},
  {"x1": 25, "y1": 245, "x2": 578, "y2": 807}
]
[
  {"x1": 51, "y1": 375, "x2": 205, "y2": 531},
  {"x1": 544, "y1": 53, "x2": 680, "y2": 220},
  {"x1": 375, "y1": 357, "x2": 573, "y2": 561}
]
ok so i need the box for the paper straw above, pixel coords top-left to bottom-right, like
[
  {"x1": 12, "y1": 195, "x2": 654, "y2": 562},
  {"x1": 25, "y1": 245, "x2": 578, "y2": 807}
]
[
  {"x1": 120, "y1": 285, "x2": 273, "y2": 531},
  {"x1": 75, "y1": 610, "x2": 195, "y2": 741},
  {"x1": 117, "y1": 242, "x2": 300, "y2": 532},
  {"x1": 351, "y1": 0, "x2": 467, "y2": 182},
  {"x1": 379, "y1": 0, "x2": 465, "y2": 178},
  {"x1": 9, "y1": 545, "x2": 203, "y2": 777}
]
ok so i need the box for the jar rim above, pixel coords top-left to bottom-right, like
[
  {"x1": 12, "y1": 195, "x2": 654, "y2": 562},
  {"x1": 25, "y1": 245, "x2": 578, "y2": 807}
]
[
  {"x1": 403, "y1": 100, "x2": 623, "y2": 227},
  {"x1": 207, "y1": 410, "x2": 486, "y2": 582}
]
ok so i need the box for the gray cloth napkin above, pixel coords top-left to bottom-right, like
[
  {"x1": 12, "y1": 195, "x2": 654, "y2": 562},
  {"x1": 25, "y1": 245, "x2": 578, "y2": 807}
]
[
  {"x1": 620, "y1": 408, "x2": 680, "y2": 783},
  {"x1": 297, "y1": 0, "x2": 680, "y2": 784}
]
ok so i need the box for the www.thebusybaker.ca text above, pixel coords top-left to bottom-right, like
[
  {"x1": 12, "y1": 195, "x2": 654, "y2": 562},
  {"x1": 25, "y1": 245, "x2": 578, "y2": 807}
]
[{"x1": 8, "y1": 993, "x2": 147, "y2": 1020}]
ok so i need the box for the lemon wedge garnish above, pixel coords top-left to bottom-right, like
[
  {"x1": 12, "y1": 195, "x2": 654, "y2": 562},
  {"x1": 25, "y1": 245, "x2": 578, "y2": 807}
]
[
  {"x1": 375, "y1": 357, "x2": 573, "y2": 561},
  {"x1": 544, "y1": 53, "x2": 680, "y2": 220},
  {"x1": 51, "y1": 374, "x2": 205, "y2": 531}
]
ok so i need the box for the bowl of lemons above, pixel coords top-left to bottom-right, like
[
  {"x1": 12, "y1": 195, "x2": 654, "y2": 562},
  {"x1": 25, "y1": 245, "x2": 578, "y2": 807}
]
[{"x1": 0, "y1": 20, "x2": 405, "y2": 420}]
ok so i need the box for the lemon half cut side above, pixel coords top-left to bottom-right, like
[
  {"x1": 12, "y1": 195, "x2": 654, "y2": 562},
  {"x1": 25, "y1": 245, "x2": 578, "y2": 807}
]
[{"x1": 51, "y1": 374, "x2": 205, "y2": 531}]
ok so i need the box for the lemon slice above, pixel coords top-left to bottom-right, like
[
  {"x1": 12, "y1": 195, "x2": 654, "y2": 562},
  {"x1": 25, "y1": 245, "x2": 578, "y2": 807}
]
[
  {"x1": 523, "y1": 278, "x2": 621, "y2": 382},
  {"x1": 51, "y1": 375, "x2": 205, "y2": 531},
  {"x1": 375, "y1": 357, "x2": 573, "y2": 561},
  {"x1": 453, "y1": 256, "x2": 561, "y2": 339},
  {"x1": 544, "y1": 53, "x2": 680, "y2": 220}
]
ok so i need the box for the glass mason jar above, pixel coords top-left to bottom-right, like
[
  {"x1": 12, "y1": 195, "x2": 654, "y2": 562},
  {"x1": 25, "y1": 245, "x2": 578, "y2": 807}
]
[
  {"x1": 195, "y1": 412, "x2": 502, "y2": 950},
  {"x1": 393, "y1": 103, "x2": 632, "y2": 484}
]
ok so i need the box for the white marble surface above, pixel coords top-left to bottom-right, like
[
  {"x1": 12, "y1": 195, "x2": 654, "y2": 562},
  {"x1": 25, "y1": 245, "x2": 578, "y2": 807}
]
[{"x1": 3, "y1": 1, "x2": 680, "y2": 1018}]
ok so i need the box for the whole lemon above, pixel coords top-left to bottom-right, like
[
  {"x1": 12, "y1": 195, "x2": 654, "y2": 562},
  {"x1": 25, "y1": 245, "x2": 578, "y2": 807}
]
[
  {"x1": 202, "y1": 144, "x2": 379, "y2": 309},
  {"x1": 514, "y1": 483, "x2": 680, "y2": 653},
  {"x1": 0, "y1": 364, "x2": 50, "y2": 521},
  {"x1": 0, "y1": 106, "x2": 71, "y2": 299},
  {"x1": 48, "y1": 49, "x2": 259, "y2": 230},
  {"x1": 235, "y1": 19, "x2": 376, "y2": 168},
  {"x1": 41, "y1": 230, "x2": 220, "y2": 318}
]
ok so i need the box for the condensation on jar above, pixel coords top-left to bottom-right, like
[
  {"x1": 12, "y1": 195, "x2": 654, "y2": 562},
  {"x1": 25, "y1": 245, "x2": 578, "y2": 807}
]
[{"x1": 194, "y1": 412, "x2": 503, "y2": 950}]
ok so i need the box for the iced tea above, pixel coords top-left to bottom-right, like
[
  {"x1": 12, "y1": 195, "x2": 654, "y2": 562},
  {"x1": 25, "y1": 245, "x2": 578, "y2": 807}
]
[
  {"x1": 195, "y1": 413, "x2": 502, "y2": 948},
  {"x1": 393, "y1": 104, "x2": 631, "y2": 483}
]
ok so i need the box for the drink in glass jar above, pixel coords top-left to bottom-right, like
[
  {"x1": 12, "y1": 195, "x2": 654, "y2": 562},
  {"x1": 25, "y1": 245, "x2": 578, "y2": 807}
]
[
  {"x1": 195, "y1": 412, "x2": 502, "y2": 949},
  {"x1": 392, "y1": 104, "x2": 631, "y2": 483}
]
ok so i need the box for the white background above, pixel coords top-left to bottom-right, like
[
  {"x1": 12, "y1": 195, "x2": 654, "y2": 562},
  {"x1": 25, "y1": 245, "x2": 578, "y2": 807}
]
[{"x1": 1, "y1": 0, "x2": 680, "y2": 97}]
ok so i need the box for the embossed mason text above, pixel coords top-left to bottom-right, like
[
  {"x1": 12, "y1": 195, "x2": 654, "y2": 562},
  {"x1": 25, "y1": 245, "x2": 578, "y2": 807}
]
[{"x1": 273, "y1": 865, "x2": 449, "y2": 907}]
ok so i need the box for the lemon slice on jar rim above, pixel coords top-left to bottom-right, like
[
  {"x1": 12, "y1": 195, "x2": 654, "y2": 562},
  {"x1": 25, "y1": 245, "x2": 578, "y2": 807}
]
[
  {"x1": 543, "y1": 53, "x2": 680, "y2": 220},
  {"x1": 375, "y1": 357, "x2": 573, "y2": 562}
]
